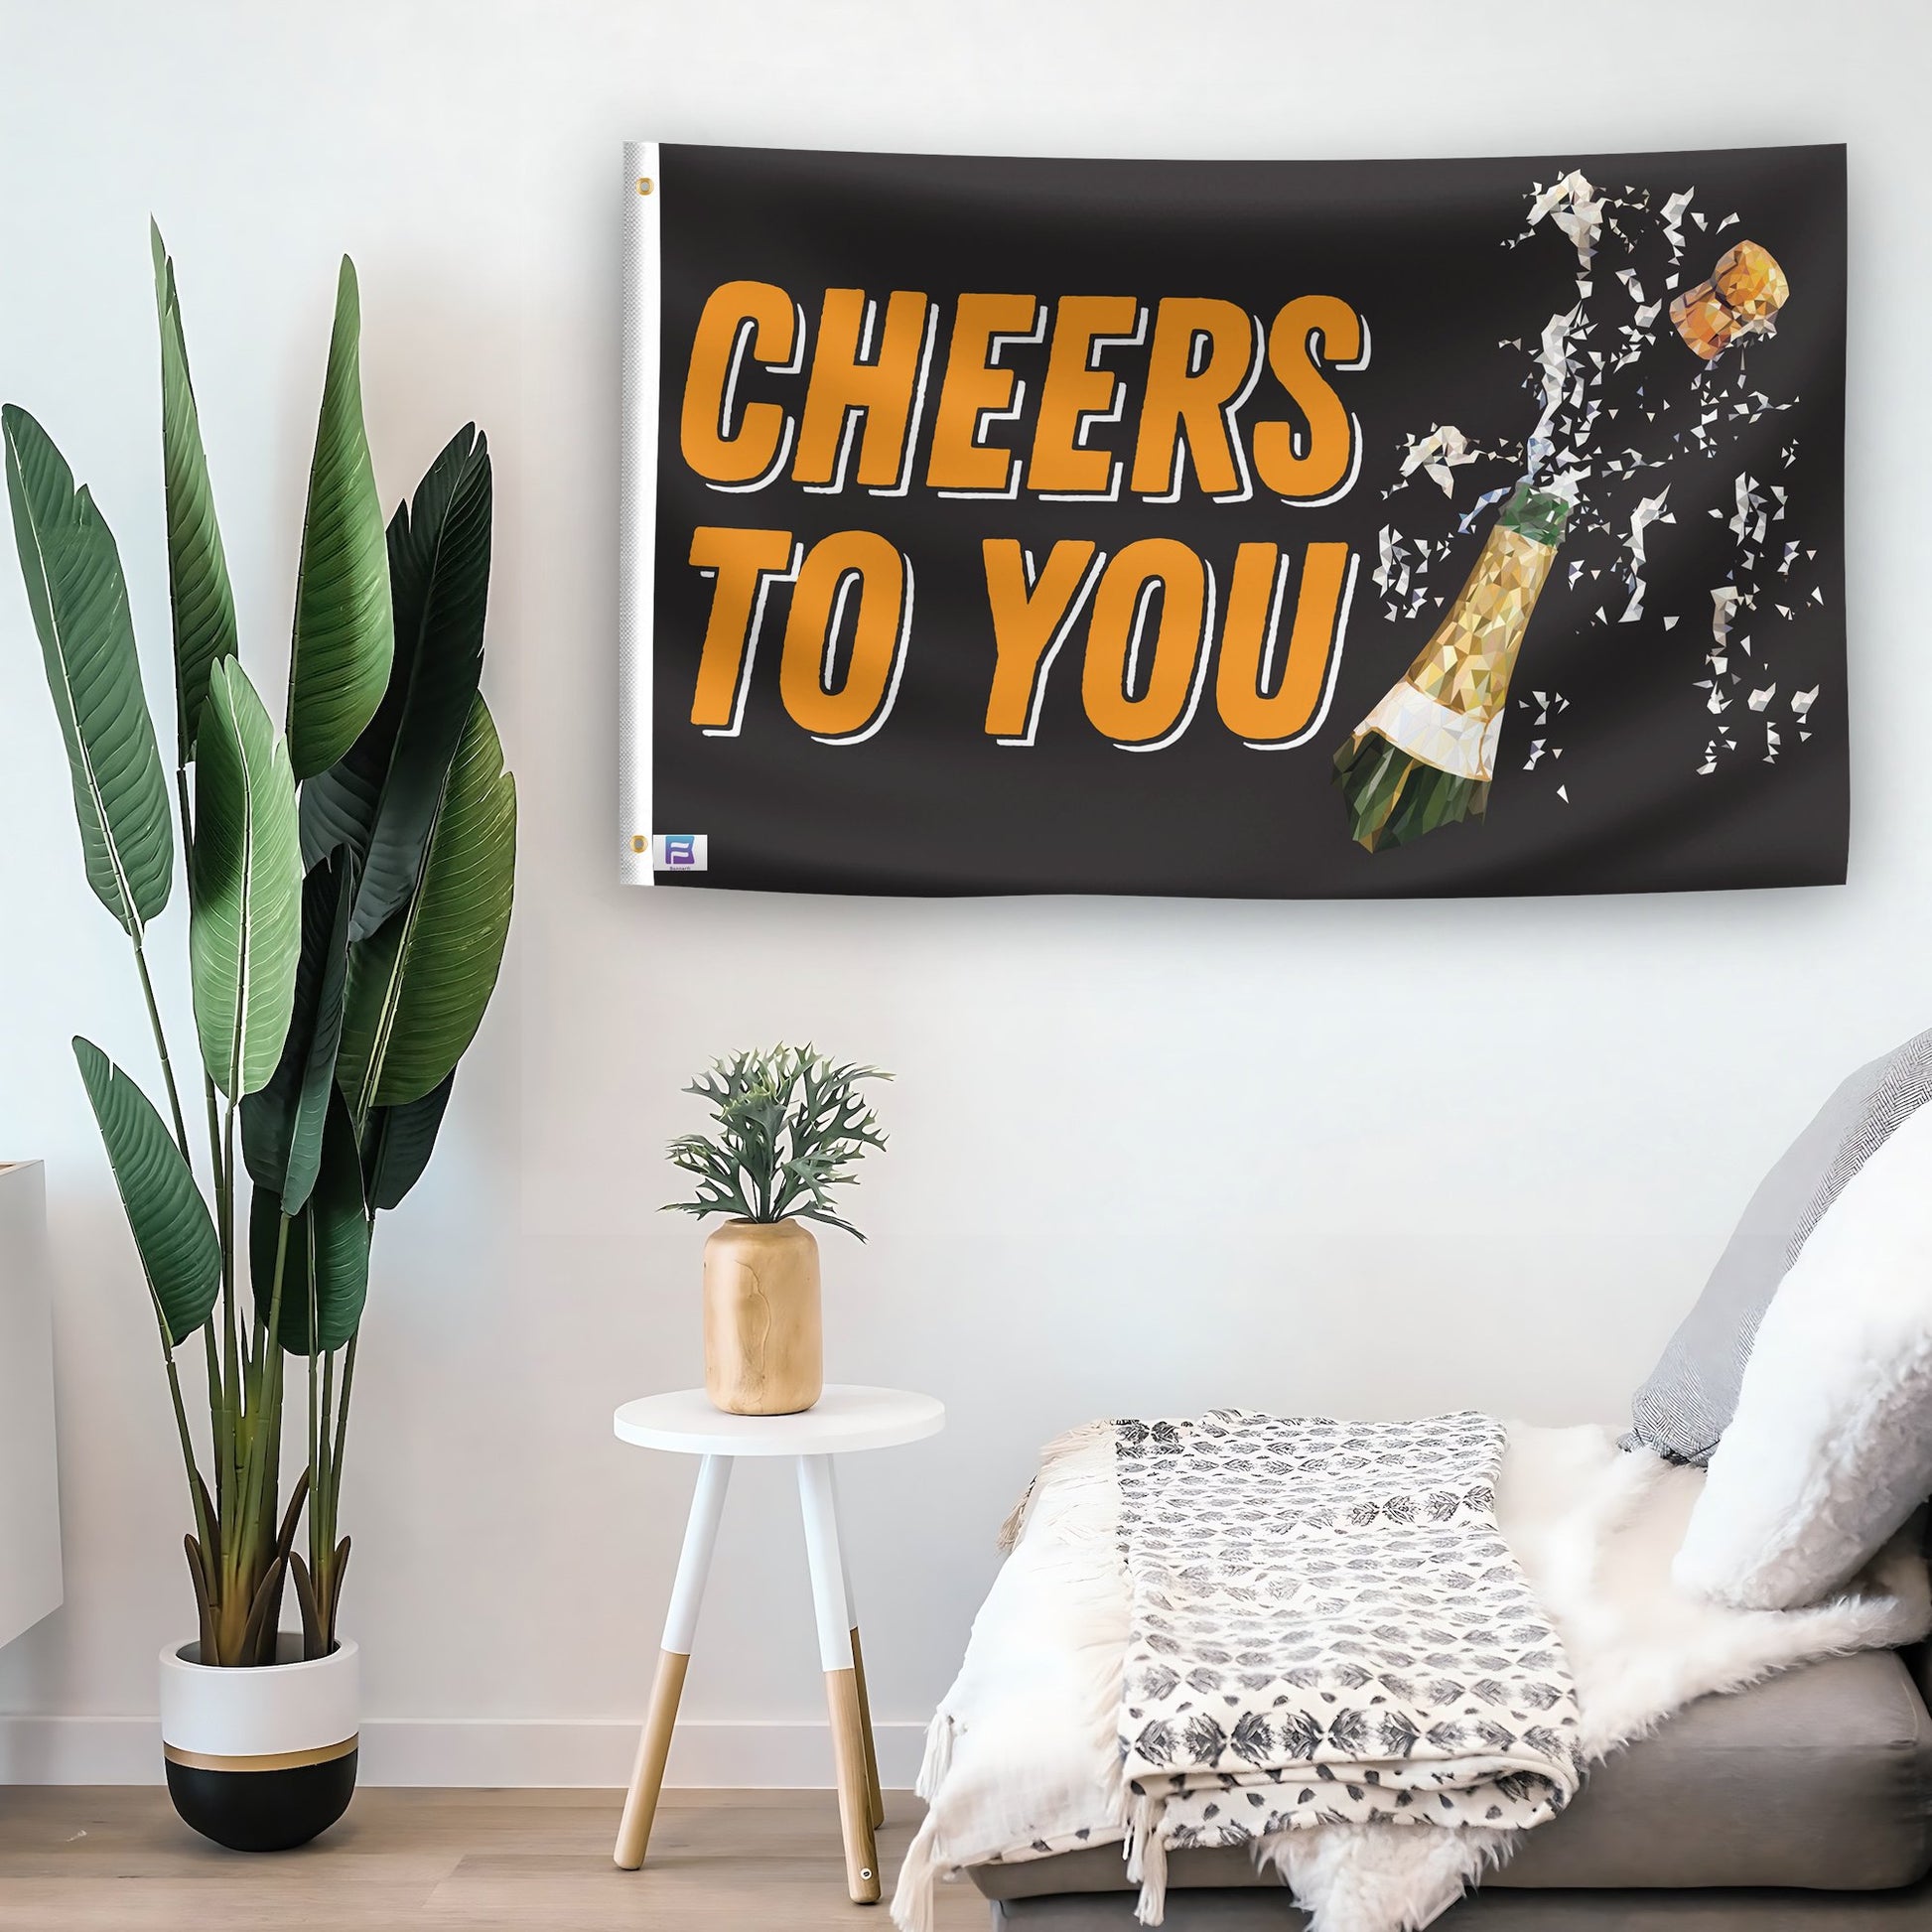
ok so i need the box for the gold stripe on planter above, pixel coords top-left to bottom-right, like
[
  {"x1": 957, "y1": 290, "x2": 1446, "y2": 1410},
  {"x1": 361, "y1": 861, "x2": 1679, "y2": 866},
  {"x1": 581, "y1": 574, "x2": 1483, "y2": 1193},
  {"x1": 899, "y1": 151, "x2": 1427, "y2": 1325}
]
[{"x1": 164, "y1": 1735, "x2": 358, "y2": 1774}]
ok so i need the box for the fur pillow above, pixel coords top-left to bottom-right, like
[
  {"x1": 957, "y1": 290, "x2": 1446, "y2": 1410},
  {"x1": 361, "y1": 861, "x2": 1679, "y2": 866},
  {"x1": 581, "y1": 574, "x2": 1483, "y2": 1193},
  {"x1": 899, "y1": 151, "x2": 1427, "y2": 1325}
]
[
  {"x1": 1626, "y1": 1027, "x2": 1932, "y2": 1465},
  {"x1": 1673, "y1": 1098, "x2": 1932, "y2": 1610}
]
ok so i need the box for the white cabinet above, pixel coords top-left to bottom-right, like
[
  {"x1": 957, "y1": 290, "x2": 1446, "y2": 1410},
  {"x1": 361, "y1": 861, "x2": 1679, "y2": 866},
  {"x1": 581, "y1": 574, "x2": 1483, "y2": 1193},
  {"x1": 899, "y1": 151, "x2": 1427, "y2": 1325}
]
[{"x1": 0, "y1": 1163, "x2": 62, "y2": 1648}]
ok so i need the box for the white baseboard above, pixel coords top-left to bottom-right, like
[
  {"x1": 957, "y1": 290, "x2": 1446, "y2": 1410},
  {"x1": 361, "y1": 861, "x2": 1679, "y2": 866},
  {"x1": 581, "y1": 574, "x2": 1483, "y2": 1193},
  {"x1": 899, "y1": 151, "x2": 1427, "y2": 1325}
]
[{"x1": 0, "y1": 1715, "x2": 929, "y2": 1788}]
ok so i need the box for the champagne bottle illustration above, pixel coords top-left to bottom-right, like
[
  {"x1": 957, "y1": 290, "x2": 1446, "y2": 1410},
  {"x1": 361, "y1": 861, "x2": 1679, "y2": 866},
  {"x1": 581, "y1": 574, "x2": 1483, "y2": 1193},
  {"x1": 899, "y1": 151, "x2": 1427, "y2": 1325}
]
[{"x1": 1333, "y1": 480, "x2": 1570, "y2": 852}]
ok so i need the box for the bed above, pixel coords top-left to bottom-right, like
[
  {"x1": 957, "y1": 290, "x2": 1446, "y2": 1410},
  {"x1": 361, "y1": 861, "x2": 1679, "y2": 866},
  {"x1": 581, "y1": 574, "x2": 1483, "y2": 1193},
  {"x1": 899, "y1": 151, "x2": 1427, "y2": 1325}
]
[{"x1": 897, "y1": 1422, "x2": 1932, "y2": 1932}]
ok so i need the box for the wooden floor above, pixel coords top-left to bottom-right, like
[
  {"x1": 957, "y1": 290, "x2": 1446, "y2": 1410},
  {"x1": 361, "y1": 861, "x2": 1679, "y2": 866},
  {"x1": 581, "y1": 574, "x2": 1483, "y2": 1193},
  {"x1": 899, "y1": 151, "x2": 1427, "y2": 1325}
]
[{"x1": 0, "y1": 1787, "x2": 987, "y2": 1930}]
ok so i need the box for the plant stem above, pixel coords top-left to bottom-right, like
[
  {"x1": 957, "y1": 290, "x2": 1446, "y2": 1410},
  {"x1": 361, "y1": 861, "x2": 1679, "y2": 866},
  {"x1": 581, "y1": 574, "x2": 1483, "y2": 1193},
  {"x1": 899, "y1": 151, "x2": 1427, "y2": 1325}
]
[
  {"x1": 332, "y1": 1332, "x2": 356, "y2": 1489},
  {"x1": 314, "y1": 1345, "x2": 337, "y2": 1610},
  {"x1": 320, "y1": 1334, "x2": 356, "y2": 1650},
  {"x1": 307, "y1": 1329, "x2": 321, "y2": 1551},
  {"x1": 220, "y1": 1096, "x2": 239, "y2": 1428},
  {"x1": 174, "y1": 764, "x2": 195, "y2": 853},
  {"x1": 129, "y1": 938, "x2": 191, "y2": 1168},
  {"x1": 215, "y1": 1095, "x2": 243, "y2": 1585},
  {"x1": 201, "y1": 1319, "x2": 226, "y2": 1525},
  {"x1": 156, "y1": 1332, "x2": 216, "y2": 1618},
  {"x1": 200, "y1": 1076, "x2": 230, "y2": 1521},
  {"x1": 238, "y1": 1214, "x2": 291, "y2": 1587},
  {"x1": 218, "y1": 1212, "x2": 288, "y2": 1663},
  {"x1": 127, "y1": 769, "x2": 225, "y2": 1645},
  {"x1": 163, "y1": 1353, "x2": 210, "y2": 1545}
]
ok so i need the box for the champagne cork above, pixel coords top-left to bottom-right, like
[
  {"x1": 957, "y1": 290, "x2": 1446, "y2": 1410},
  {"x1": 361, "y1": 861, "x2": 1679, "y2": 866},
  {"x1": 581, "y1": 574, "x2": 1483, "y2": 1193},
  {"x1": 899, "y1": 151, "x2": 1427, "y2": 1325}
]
[{"x1": 1670, "y1": 240, "x2": 1789, "y2": 360}]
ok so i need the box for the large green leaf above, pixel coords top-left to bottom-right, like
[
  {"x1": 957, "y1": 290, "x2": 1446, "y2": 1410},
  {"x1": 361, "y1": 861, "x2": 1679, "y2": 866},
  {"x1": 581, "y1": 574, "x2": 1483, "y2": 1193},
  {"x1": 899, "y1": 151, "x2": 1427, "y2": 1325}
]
[
  {"x1": 250, "y1": 1088, "x2": 369, "y2": 1355},
  {"x1": 73, "y1": 1036, "x2": 219, "y2": 1348},
  {"x1": 301, "y1": 425, "x2": 490, "y2": 940},
  {"x1": 241, "y1": 848, "x2": 354, "y2": 1213},
  {"x1": 287, "y1": 258, "x2": 392, "y2": 780},
  {"x1": 361, "y1": 1069, "x2": 455, "y2": 1212},
  {"x1": 3, "y1": 405, "x2": 174, "y2": 936},
  {"x1": 151, "y1": 223, "x2": 238, "y2": 762},
  {"x1": 339, "y1": 695, "x2": 514, "y2": 1114},
  {"x1": 190, "y1": 658, "x2": 302, "y2": 1099}
]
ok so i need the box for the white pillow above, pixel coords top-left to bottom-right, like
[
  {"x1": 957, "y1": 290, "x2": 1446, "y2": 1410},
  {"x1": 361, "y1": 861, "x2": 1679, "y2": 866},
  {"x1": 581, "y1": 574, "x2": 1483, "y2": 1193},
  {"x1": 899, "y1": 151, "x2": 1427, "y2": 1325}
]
[{"x1": 1672, "y1": 1096, "x2": 1932, "y2": 1610}]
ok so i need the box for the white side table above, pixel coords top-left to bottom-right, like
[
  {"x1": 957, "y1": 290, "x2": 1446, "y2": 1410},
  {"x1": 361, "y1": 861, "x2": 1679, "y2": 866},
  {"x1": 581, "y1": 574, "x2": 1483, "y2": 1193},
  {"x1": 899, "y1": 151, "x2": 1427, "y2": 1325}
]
[{"x1": 611, "y1": 1384, "x2": 945, "y2": 1903}]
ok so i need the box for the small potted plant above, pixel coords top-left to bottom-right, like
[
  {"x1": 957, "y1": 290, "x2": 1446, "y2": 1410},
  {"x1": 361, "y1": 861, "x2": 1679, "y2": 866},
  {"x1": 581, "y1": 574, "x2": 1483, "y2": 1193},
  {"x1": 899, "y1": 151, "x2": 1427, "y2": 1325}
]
[
  {"x1": 665, "y1": 1045, "x2": 889, "y2": 1416},
  {"x1": 5, "y1": 228, "x2": 513, "y2": 1851}
]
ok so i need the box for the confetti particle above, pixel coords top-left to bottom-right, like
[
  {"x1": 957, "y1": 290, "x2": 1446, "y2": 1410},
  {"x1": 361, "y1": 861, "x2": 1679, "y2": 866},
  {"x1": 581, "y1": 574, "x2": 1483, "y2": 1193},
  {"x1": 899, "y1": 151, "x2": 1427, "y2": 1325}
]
[
  {"x1": 1376, "y1": 170, "x2": 1820, "y2": 791},
  {"x1": 1399, "y1": 424, "x2": 1489, "y2": 497}
]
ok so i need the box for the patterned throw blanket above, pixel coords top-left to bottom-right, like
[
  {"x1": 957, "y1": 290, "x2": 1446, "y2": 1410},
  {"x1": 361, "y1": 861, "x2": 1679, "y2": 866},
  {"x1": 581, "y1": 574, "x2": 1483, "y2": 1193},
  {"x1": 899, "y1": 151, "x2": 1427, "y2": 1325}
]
[{"x1": 1114, "y1": 1412, "x2": 1584, "y2": 1916}]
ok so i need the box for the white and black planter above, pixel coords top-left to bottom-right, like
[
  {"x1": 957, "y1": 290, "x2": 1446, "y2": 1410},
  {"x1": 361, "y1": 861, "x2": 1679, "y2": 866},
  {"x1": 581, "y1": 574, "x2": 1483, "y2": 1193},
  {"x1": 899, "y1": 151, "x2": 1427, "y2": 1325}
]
[{"x1": 159, "y1": 1636, "x2": 358, "y2": 1852}]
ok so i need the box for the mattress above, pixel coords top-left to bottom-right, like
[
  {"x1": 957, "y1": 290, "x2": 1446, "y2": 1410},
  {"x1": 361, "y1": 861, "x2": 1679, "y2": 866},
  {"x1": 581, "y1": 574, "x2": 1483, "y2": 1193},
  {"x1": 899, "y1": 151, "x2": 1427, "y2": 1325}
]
[{"x1": 970, "y1": 1647, "x2": 1932, "y2": 1898}]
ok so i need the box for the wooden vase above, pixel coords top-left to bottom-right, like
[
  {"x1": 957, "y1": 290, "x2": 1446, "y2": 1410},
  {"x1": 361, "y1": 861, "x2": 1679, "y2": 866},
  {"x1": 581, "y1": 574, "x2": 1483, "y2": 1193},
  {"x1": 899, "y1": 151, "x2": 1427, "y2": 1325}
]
[{"x1": 702, "y1": 1218, "x2": 823, "y2": 1416}]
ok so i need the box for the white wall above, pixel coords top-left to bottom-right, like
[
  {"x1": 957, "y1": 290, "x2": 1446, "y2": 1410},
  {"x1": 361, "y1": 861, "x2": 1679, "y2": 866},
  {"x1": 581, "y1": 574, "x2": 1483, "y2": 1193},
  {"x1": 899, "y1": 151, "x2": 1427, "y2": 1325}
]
[{"x1": 0, "y1": 0, "x2": 1926, "y2": 1786}]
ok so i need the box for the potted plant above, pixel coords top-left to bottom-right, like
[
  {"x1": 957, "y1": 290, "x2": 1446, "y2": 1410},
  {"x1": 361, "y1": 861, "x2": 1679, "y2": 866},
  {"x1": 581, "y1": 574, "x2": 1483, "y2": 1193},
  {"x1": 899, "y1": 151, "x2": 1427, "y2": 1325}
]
[
  {"x1": 4, "y1": 226, "x2": 514, "y2": 1851},
  {"x1": 665, "y1": 1046, "x2": 889, "y2": 1416}
]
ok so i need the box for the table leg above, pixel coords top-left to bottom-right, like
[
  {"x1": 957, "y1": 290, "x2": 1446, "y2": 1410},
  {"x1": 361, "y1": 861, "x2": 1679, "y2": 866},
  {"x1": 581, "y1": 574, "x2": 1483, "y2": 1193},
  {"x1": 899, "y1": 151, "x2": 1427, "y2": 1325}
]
[
  {"x1": 829, "y1": 1461, "x2": 886, "y2": 1830},
  {"x1": 798, "y1": 1453, "x2": 881, "y2": 1904},
  {"x1": 614, "y1": 1453, "x2": 733, "y2": 1870}
]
